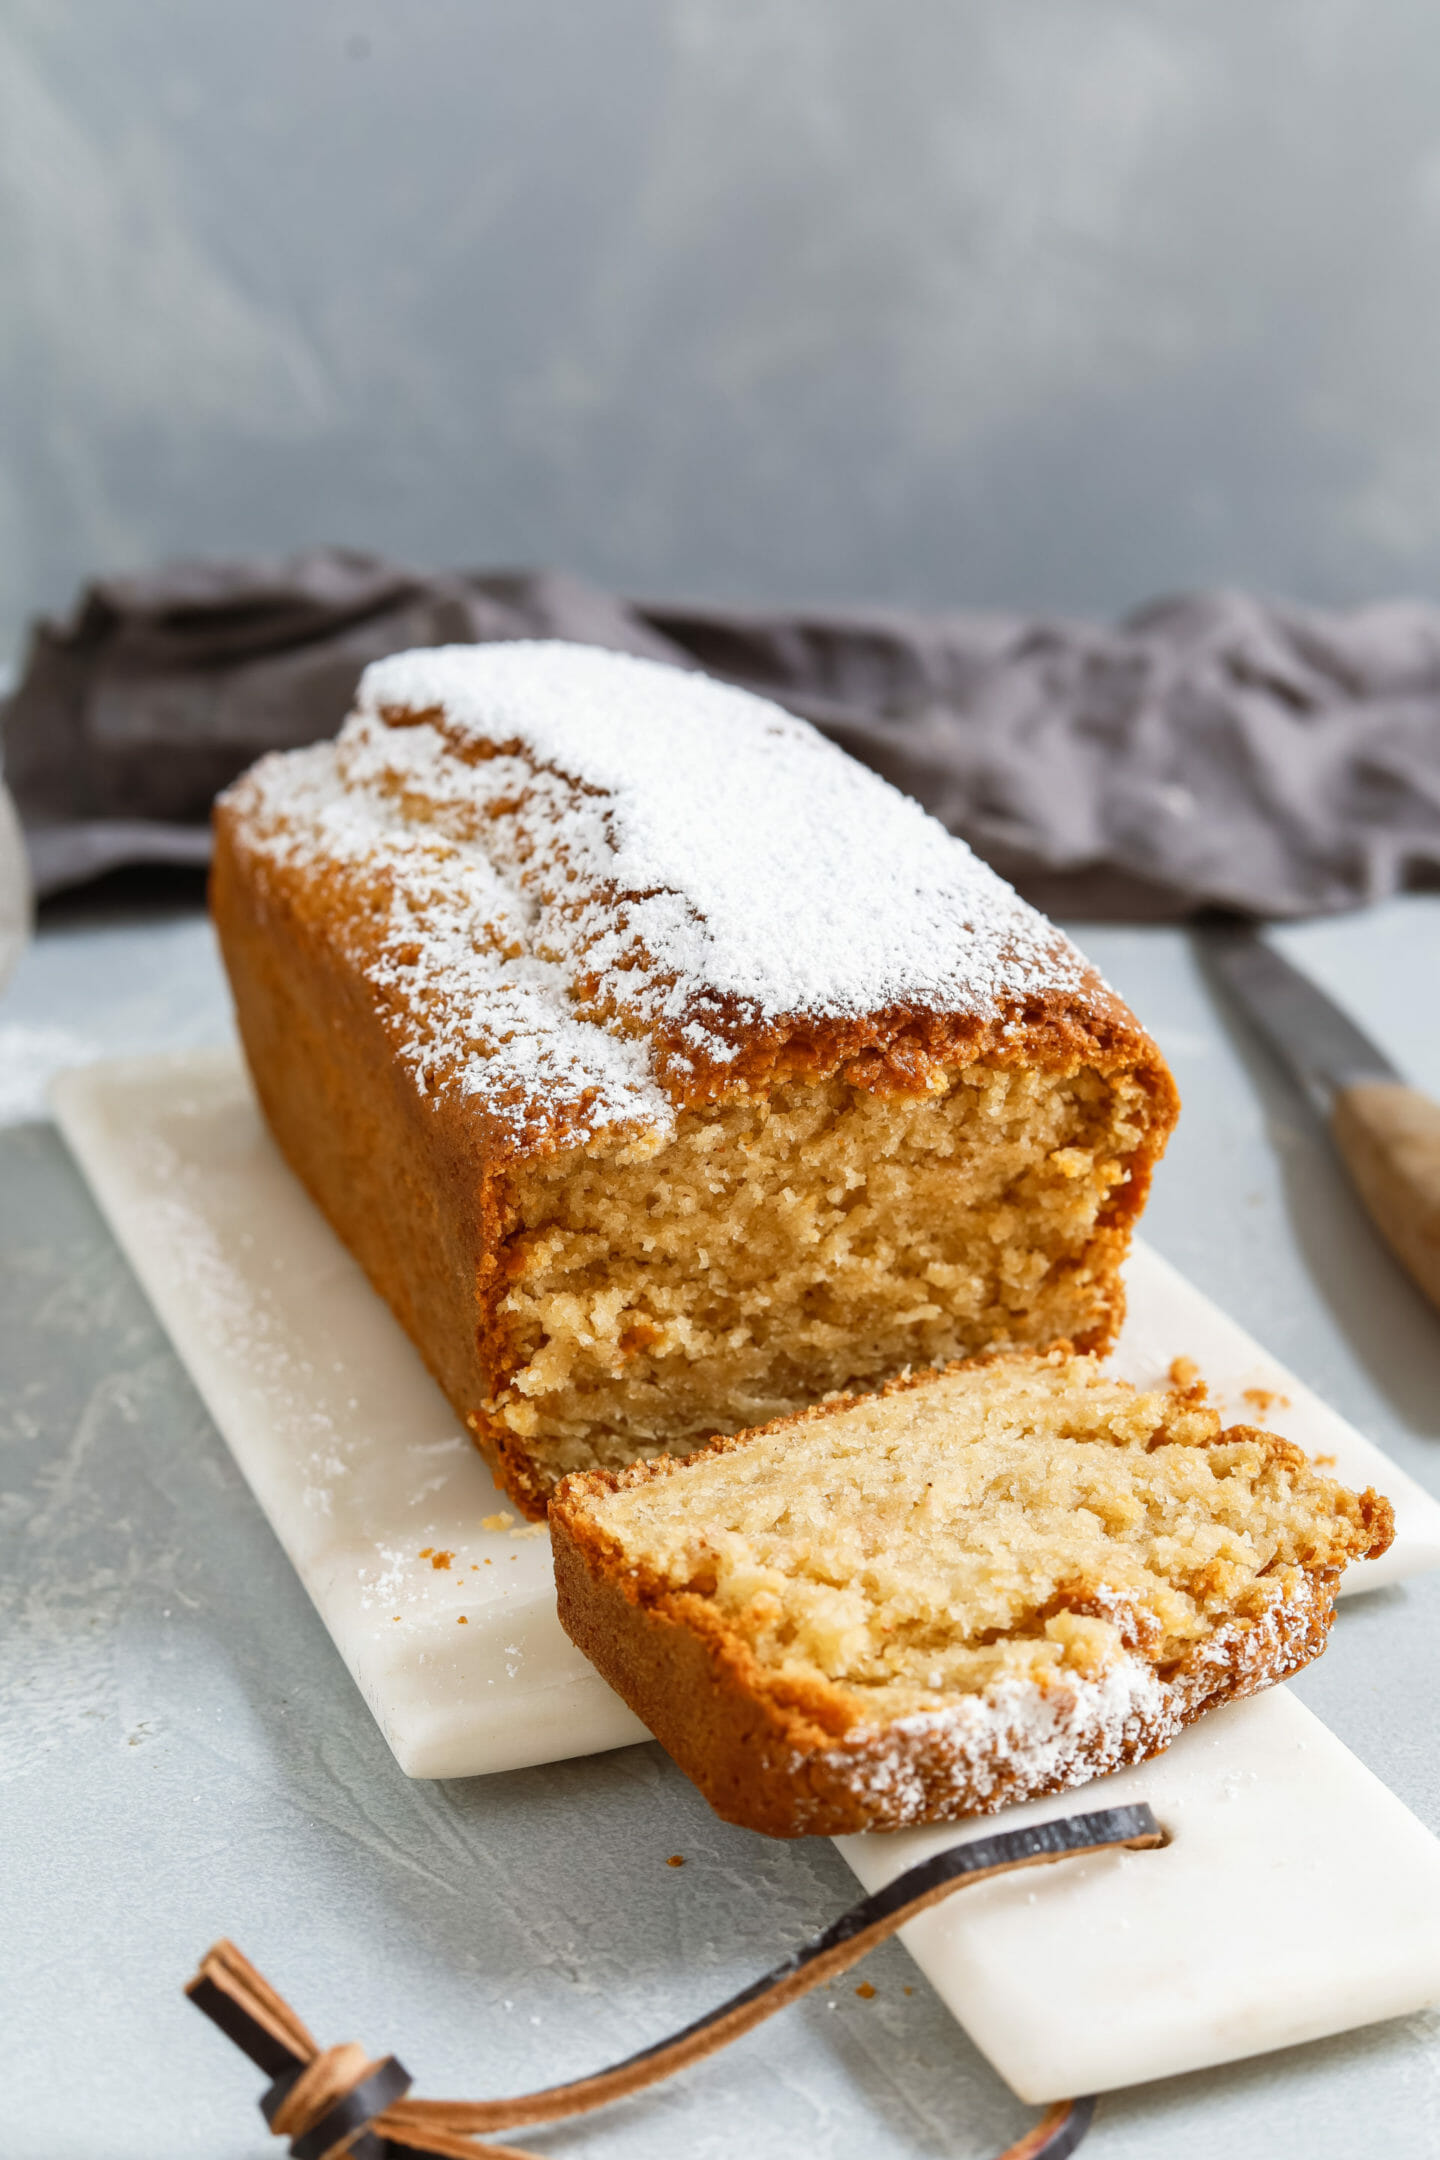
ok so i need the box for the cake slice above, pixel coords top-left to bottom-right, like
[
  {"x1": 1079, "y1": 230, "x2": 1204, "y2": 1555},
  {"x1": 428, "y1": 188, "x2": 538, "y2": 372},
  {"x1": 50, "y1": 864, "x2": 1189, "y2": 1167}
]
[
  {"x1": 212, "y1": 640, "x2": 1178, "y2": 1516},
  {"x1": 550, "y1": 1350, "x2": 1393, "y2": 1835}
]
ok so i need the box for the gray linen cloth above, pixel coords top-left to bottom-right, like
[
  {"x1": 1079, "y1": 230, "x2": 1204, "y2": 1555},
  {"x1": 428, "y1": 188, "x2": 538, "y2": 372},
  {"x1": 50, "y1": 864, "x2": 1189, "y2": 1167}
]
[{"x1": 5, "y1": 548, "x2": 1439, "y2": 917}]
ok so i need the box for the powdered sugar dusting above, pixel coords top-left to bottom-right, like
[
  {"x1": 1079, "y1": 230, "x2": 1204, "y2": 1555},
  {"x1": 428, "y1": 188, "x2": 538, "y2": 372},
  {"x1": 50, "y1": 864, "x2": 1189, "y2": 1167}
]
[
  {"x1": 224, "y1": 641, "x2": 1099, "y2": 1144},
  {"x1": 360, "y1": 643, "x2": 1088, "y2": 1027},
  {"x1": 224, "y1": 740, "x2": 670, "y2": 1149},
  {"x1": 807, "y1": 1572, "x2": 1323, "y2": 1829},
  {"x1": 843, "y1": 1654, "x2": 1177, "y2": 1818}
]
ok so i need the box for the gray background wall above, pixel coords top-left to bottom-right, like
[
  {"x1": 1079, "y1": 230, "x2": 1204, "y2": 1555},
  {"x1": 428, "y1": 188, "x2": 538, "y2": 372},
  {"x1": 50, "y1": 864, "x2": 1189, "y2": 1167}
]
[{"x1": 7, "y1": 0, "x2": 1440, "y2": 663}]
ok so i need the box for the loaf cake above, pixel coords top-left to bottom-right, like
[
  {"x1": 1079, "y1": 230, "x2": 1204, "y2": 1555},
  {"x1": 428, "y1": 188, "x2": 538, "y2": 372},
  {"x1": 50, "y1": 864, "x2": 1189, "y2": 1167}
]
[
  {"x1": 212, "y1": 641, "x2": 1179, "y2": 1517},
  {"x1": 551, "y1": 1350, "x2": 1393, "y2": 1835}
]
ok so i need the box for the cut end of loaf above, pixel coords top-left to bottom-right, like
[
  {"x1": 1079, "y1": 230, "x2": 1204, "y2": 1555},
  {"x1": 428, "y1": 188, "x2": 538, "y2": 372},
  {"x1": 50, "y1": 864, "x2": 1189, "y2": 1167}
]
[
  {"x1": 481, "y1": 1062, "x2": 1164, "y2": 1509},
  {"x1": 550, "y1": 1350, "x2": 1392, "y2": 1834}
]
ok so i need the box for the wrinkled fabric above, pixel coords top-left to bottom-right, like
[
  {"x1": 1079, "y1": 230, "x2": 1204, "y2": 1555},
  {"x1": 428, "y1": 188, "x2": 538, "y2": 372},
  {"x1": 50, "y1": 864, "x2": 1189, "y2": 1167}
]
[{"x1": 5, "y1": 548, "x2": 1439, "y2": 916}]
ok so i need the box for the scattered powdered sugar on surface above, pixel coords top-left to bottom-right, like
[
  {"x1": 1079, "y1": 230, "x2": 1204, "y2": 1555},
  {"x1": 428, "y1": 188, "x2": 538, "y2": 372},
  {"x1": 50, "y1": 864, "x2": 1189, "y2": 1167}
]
[
  {"x1": 0, "y1": 1022, "x2": 98, "y2": 1126},
  {"x1": 225, "y1": 641, "x2": 1100, "y2": 1144}
]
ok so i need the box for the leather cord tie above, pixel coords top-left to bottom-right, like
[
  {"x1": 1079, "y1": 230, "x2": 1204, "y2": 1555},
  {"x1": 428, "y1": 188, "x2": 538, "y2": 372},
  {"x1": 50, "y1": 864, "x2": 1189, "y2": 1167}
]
[
  {"x1": 263, "y1": 2048, "x2": 413, "y2": 2160},
  {"x1": 188, "y1": 1941, "x2": 413, "y2": 2160},
  {"x1": 186, "y1": 1802, "x2": 1163, "y2": 2160}
]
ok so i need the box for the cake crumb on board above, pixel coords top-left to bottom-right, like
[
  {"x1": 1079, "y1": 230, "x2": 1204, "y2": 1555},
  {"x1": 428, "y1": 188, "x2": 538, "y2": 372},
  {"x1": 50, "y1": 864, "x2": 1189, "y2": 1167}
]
[{"x1": 1242, "y1": 1385, "x2": 1290, "y2": 1415}]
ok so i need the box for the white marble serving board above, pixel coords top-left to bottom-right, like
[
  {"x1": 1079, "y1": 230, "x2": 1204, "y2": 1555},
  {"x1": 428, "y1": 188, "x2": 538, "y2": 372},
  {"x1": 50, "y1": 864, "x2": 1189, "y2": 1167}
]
[
  {"x1": 52, "y1": 1047, "x2": 1440, "y2": 2101},
  {"x1": 839, "y1": 1685, "x2": 1440, "y2": 2101}
]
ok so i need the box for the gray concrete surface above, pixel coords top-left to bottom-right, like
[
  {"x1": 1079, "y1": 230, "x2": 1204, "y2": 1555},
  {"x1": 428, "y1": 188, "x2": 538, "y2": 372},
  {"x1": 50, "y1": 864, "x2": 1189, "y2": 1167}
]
[{"x1": 2, "y1": 895, "x2": 1439, "y2": 2156}]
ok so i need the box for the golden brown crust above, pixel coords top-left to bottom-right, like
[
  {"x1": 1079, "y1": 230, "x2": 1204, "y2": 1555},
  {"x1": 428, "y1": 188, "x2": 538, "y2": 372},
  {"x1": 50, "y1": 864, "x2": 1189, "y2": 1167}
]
[{"x1": 212, "y1": 810, "x2": 537, "y2": 1510}]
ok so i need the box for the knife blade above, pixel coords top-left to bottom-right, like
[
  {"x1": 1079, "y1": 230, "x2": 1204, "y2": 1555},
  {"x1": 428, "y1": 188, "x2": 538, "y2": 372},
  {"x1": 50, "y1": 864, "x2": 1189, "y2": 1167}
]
[
  {"x1": 1205, "y1": 926, "x2": 1440, "y2": 1317},
  {"x1": 1205, "y1": 927, "x2": 1400, "y2": 1117}
]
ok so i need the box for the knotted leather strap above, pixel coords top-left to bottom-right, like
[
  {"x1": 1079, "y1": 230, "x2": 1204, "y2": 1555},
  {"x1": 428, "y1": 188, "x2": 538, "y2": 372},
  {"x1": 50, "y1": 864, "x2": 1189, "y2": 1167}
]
[{"x1": 187, "y1": 1802, "x2": 1162, "y2": 2159}]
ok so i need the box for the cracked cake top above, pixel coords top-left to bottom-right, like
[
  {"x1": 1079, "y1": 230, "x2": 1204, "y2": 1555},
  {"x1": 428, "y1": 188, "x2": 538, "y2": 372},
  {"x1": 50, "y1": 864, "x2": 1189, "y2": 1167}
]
[{"x1": 219, "y1": 640, "x2": 1148, "y2": 1152}]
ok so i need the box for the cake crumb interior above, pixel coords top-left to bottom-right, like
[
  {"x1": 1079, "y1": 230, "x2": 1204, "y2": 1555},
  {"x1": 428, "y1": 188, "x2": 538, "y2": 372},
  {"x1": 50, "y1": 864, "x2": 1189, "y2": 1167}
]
[
  {"x1": 494, "y1": 1065, "x2": 1158, "y2": 1490},
  {"x1": 585, "y1": 1356, "x2": 1382, "y2": 1717}
]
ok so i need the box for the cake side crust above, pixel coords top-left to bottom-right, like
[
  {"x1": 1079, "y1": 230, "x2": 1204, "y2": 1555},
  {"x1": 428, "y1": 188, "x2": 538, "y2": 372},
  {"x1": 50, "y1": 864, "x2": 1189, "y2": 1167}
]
[{"x1": 212, "y1": 810, "x2": 553, "y2": 1519}]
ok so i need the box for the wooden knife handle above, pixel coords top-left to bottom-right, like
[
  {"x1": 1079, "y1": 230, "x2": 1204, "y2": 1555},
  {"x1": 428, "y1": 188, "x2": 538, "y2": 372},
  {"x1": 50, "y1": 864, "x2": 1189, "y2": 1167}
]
[{"x1": 1330, "y1": 1081, "x2": 1440, "y2": 1317}]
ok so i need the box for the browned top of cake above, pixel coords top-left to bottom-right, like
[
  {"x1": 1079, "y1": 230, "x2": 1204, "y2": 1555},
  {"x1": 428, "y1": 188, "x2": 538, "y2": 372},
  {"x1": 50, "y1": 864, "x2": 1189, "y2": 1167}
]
[{"x1": 217, "y1": 641, "x2": 1169, "y2": 1157}]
